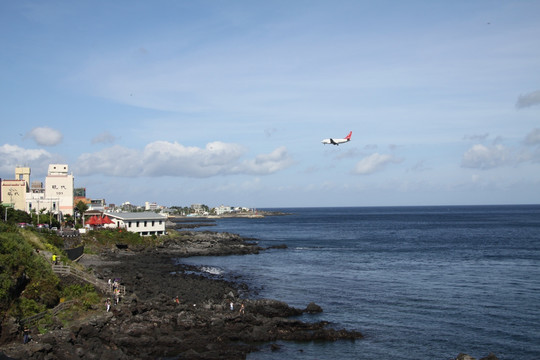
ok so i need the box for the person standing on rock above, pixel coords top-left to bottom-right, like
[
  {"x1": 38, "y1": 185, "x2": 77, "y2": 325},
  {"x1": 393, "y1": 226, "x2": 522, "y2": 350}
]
[
  {"x1": 239, "y1": 303, "x2": 245, "y2": 315},
  {"x1": 115, "y1": 288, "x2": 120, "y2": 305},
  {"x1": 105, "y1": 298, "x2": 111, "y2": 312},
  {"x1": 23, "y1": 326, "x2": 31, "y2": 344},
  {"x1": 230, "y1": 301, "x2": 234, "y2": 311}
]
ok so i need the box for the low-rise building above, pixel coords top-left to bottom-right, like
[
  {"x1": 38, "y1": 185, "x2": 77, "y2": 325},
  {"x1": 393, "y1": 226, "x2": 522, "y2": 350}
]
[
  {"x1": 215, "y1": 205, "x2": 235, "y2": 215},
  {"x1": 145, "y1": 201, "x2": 158, "y2": 211},
  {"x1": 104, "y1": 212, "x2": 167, "y2": 236},
  {"x1": 1, "y1": 179, "x2": 27, "y2": 211}
]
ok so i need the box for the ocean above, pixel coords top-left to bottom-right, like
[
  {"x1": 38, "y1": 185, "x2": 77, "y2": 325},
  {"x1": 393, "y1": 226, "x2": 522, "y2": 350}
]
[{"x1": 178, "y1": 205, "x2": 540, "y2": 360}]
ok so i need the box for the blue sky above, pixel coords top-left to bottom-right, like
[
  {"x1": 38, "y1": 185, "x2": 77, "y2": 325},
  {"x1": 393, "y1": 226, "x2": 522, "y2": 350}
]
[{"x1": 1, "y1": 1, "x2": 539, "y2": 208}]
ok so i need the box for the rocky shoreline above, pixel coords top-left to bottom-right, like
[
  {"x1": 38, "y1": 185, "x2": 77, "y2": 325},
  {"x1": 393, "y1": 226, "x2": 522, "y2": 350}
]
[
  {"x1": 0, "y1": 230, "x2": 501, "y2": 360},
  {"x1": 0, "y1": 231, "x2": 363, "y2": 359}
]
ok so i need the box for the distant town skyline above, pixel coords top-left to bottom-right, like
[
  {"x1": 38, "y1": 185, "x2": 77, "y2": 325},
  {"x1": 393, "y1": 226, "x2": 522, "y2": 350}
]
[{"x1": 1, "y1": 1, "x2": 539, "y2": 207}]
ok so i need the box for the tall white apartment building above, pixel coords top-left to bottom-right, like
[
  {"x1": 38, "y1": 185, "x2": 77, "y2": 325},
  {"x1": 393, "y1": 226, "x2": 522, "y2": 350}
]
[{"x1": 44, "y1": 164, "x2": 74, "y2": 216}]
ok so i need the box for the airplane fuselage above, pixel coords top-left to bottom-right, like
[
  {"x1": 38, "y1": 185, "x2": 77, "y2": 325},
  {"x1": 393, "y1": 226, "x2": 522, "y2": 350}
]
[
  {"x1": 321, "y1": 138, "x2": 349, "y2": 145},
  {"x1": 321, "y1": 131, "x2": 352, "y2": 145}
]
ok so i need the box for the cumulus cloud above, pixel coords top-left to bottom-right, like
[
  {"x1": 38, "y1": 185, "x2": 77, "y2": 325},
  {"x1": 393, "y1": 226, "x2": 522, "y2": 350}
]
[
  {"x1": 232, "y1": 146, "x2": 294, "y2": 175},
  {"x1": 461, "y1": 144, "x2": 512, "y2": 169},
  {"x1": 92, "y1": 131, "x2": 118, "y2": 144},
  {"x1": 74, "y1": 141, "x2": 293, "y2": 178},
  {"x1": 516, "y1": 90, "x2": 540, "y2": 108},
  {"x1": 26, "y1": 127, "x2": 63, "y2": 146},
  {"x1": 142, "y1": 141, "x2": 247, "y2": 177},
  {"x1": 352, "y1": 153, "x2": 402, "y2": 175},
  {"x1": 0, "y1": 144, "x2": 53, "y2": 174},
  {"x1": 524, "y1": 128, "x2": 540, "y2": 146}
]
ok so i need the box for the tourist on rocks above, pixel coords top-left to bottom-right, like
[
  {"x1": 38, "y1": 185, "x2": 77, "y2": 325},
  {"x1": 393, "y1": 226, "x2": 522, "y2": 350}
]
[
  {"x1": 175, "y1": 296, "x2": 180, "y2": 304},
  {"x1": 23, "y1": 326, "x2": 31, "y2": 344},
  {"x1": 229, "y1": 301, "x2": 234, "y2": 311},
  {"x1": 239, "y1": 303, "x2": 245, "y2": 315},
  {"x1": 52, "y1": 254, "x2": 58, "y2": 265},
  {"x1": 115, "y1": 289, "x2": 120, "y2": 305},
  {"x1": 105, "y1": 298, "x2": 111, "y2": 312}
]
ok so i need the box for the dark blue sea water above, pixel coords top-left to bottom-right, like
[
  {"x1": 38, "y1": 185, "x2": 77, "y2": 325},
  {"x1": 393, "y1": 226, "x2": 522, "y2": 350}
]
[{"x1": 178, "y1": 205, "x2": 540, "y2": 360}]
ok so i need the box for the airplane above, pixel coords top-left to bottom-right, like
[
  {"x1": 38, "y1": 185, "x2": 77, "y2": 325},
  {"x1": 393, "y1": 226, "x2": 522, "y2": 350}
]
[{"x1": 321, "y1": 131, "x2": 352, "y2": 145}]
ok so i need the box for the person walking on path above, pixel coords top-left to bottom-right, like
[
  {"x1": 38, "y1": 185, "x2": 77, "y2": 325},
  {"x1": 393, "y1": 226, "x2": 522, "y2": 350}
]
[
  {"x1": 239, "y1": 303, "x2": 245, "y2": 315},
  {"x1": 105, "y1": 298, "x2": 111, "y2": 312}
]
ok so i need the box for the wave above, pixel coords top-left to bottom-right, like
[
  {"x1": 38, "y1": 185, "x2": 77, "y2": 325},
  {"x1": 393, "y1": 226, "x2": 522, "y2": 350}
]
[{"x1": 200, "y1": 266, "x2": 224, "y2": 275}]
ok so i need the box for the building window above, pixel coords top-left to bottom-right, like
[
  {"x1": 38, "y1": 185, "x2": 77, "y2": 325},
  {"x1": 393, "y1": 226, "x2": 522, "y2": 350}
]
[
  {"x1": 136, "y1": 221, "x2": 140, "y2": 227},
  {"x1": 144, "y1": 221, "x2": 147, "y2": 227},
  {"x1": 128, "y1": 221, "x2": 132, "y2": 228},
  {"x1": 152, "y1": 221, "x2": 155, "y2": 226}
]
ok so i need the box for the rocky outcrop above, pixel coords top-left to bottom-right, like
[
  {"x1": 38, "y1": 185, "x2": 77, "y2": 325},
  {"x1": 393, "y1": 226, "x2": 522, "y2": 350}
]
[
  {"x1": 1, "y1": 294, "x2": 361, "y2": 359},
  {"x1": 455, "y1": 353, "x2": 499, "y2": 360},
  {"x1": 159, "y1": 230, "x2": 263, "y2": 256},
  {"x1": 0, "y1": 231, "x2": 361, "y2": 359}
]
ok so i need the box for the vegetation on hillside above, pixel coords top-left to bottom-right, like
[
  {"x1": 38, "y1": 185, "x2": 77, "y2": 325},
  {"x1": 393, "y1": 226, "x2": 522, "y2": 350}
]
[
  {"x1": 0, "y1": 223, "x2": 101, "y2": 325},
  {"x1": 1, "y1": 217, "x2": 165, "y2": 330},
  {"x1": 83, "y1": 228, "x2": 157, "y2": 246},
  {"x1": 0, "y1": 223, "x2": 61, "y2": 319}
]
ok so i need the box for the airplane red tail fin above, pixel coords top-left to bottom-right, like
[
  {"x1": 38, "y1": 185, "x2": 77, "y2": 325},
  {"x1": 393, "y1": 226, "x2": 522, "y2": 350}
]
[{"x1": 345, "y1": 131, "x2": 352, "y2": 140}]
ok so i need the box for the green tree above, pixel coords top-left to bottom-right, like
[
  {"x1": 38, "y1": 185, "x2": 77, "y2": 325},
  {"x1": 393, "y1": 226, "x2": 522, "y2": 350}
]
[
  {"x1": 75, "y1": 201, "x2": 89, "y2": 226},
  {"x1": 1, "y1": 206, "x2": 31, "y2": 224}
]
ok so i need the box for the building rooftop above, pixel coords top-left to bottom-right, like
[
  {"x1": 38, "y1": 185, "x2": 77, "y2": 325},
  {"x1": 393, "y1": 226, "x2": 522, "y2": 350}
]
[{"x1": 104, "y1": 212, "x2": 167, "y2": 221}]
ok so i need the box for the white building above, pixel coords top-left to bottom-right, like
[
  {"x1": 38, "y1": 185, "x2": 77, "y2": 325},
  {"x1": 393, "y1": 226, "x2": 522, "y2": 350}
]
[
  {"x1": 215, "y1": 205, "x2": 234, "y2": 215},
  {"x1": 145, "y1": 201, "x2": 158, "y2": 211},
  {"x1": 22, "y1": 164, "x2": 74, "y2": 218},
  {"x1": 104, "y1": 212, "x2": 167, "y2": 236},
  {"x1": 44, "y1": 164, "x2": 74, "y2": 216}
]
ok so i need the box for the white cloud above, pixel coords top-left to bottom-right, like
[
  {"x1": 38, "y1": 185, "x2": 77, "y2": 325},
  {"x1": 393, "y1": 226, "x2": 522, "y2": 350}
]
[
  {"x1": 461, "y1": 144, "x2": 512, "y2": 169},
  {"x1": 524, "y1": 128, "x2": 540, "y2": 146},
  {"x1": 27, "y1": 127, "x2": 63, "y2": 146},
  {"x1": 92, "y1": 131, "x2": 117, "y2": 144},
  {"x1": 231, "y1": 146, "x2": 294, "y2": 175},
  {"x1": 353, "y1": 153, "x2": 402, "y2": 175},
  {"x1": 74, "y1": 141, "x2": 293, "y2": 178},
  {"x1": 142, "y1": 141, "x2": 246, "y2": 177},
  {"x1": 75, "y1": 145, "x2": 140, "y2": 177},
  {"x1": 516, "y1": 90, "x2": 540, "y2": 108},
  {"x1": 0, "y1": 144, "x2": 53, "y2": 174}
]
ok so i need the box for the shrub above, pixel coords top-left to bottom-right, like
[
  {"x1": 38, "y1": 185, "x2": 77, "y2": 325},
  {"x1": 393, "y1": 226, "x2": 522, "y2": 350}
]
[
  {"x1": 0, "y1": 229, "x2": 61, "y2": 316},
  {"x1": 13, "y1": 297, "x2": 46, "y2": 319}
]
